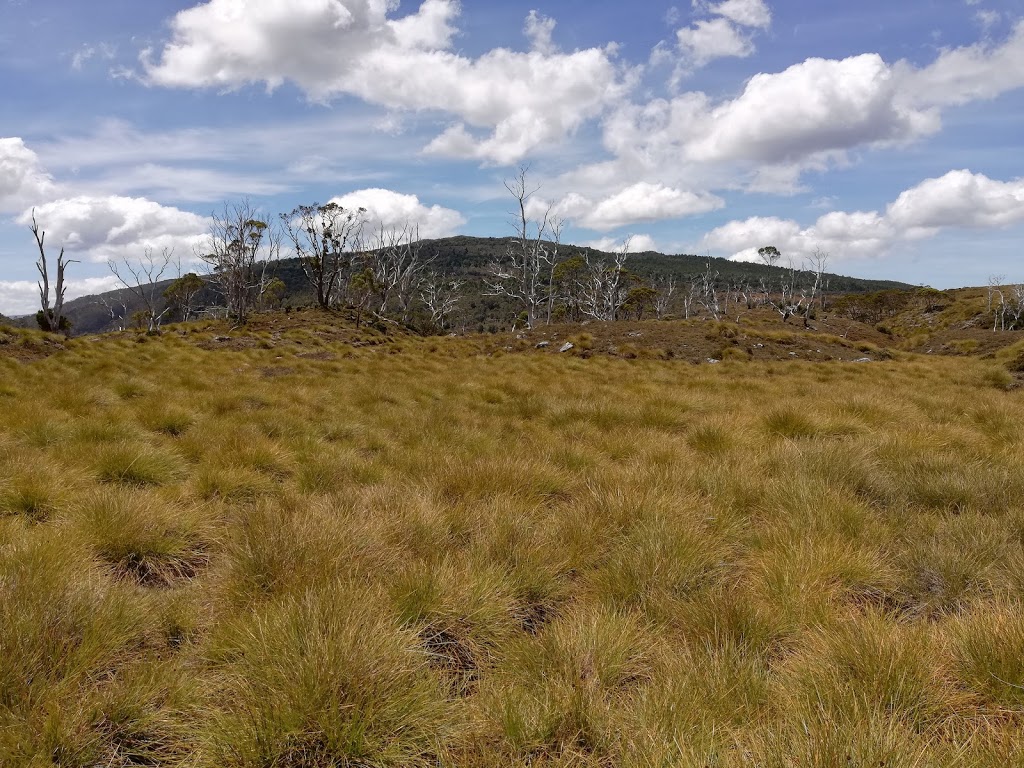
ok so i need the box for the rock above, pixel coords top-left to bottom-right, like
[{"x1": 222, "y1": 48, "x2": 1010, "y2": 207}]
[
  {"x1": 559, "y1": 342, "x2": 574, "y2": 353},
  {"x1": 536, "y1": 341, "x2": 550, "y2": 348},
  {"x1": 213, "y1": 335, "x2": 230, "y2": 342},
  {"x1": 706, "y1": 358, "x2": 720, "y2": 364},
  {"x1": 627, "y1": 331, "x2": 643, "y2": 338},
  {"x1": 853, "y1": 357, "x2": 873, "y2": 363}
]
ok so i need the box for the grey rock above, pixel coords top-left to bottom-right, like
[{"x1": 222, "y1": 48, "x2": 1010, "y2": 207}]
[{"x1": 559, "y1": 342, "x2": 574, "y2": 353}]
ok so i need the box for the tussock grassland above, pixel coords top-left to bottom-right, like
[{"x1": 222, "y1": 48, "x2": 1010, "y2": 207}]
[{"x1": 2, "y1": 321, "x2": 1024, "y2": 766}]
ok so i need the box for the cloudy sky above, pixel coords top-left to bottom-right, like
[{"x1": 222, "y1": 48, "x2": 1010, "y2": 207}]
[{"x1": 1, "y1": 0, "x2": 1023, "y2": 314}]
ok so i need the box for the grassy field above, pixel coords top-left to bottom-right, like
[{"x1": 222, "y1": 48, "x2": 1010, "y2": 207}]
[{"x1": 2, "y1": 314, "x2": 1024, "y2": 766}]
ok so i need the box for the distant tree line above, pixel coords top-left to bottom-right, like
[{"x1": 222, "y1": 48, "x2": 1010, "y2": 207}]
[{"x1": 30, "y1": 170, "x2": 1018, "y2": 337}]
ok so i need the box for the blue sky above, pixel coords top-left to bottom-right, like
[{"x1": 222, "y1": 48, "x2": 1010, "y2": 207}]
[{"x1": 1, "y1": 0, "x2": 1023, "y2": 313}]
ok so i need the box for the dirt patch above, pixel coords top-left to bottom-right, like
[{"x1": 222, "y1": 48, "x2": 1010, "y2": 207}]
[
  {"x1": 0, "y1": 326, "x2": 67, "y2": 362},
  {"x1": 419, "y1": 623, "x2": 479, "y2": 696},
  {"x1": 103, "y1": 548, "x2": 209, "y2": 589}
]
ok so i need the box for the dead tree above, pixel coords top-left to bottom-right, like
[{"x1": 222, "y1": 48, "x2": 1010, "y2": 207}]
[
  {"x1": 282, "y1": 202, "x2": 365, "y2": 310},
  {"x1": 368, "y1": 224, "x2": 434, "y2": 322},
  {"x1": 652, "y1": 274, "x2": 676, "y2": 319},
  {"x1": 993, "y1": 282, "x2": 1024, "y2": 331},
  {"x1": 200, "y1": 200, "x2": 279, "y2": 323},
  {"x1": 799, "y1": 248, "x2": 829, "y2": 327},
  {"x1": 95, "y1": 295, "x2": 129, "y2": 332},
  {"x1": 697, "y1": 258, "x2": 721, "y2": 320},
  {"x1": 420, "y1": 272, "x2": 464, "y2": 330},
  {"x1": 108, "y1": 247, "x2": 175, "y2": 333},
  {"x1": 1010, "y1": 285, "x2": 1024, "y2": 330},
  {"x1": 757, "y1": 245, "x2": 803, "y2": 322},
  {"x1": 987, "y1": 274, "x2": 1006, "y2": 314},
  {"x1": 578, "y1": 240, "x2": 631, "y2": 321},
  {"x1": 485, "y1": 166, "x2": 562, "y2": 329},
  {"x1": 30, "y1": 210, "x2": 76, "y2": 333},
  {"x1": 682, "y1": 280, "x2": 698, "y2": 319}
]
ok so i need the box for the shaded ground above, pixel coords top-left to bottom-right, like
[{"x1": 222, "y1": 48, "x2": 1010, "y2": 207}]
[{"x1": 492, "y1": 310, "x2": 893, "y2": 364}]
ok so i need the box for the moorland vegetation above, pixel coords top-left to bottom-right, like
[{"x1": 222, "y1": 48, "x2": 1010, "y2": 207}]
[
  {"x1": 2, "y1": 303, "x2": 1024, "y2": 766},
  {"x1": 4, "y1": 172, "x2": 1024, "y2": 765}
]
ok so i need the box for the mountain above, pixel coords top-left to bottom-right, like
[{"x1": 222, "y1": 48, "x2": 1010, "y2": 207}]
[{"x1": 48, "y1": 236, "x2": 914, "y2": 336}]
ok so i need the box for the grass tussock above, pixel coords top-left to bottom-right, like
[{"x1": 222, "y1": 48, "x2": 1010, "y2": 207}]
[{"x1": 2, "y1": 316, "x2": 1024, "y2": 765}]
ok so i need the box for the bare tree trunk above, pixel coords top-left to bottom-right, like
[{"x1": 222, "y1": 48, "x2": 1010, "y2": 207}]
[
  {"x1": 30, "y1": 210, "x2": 76, "y2": 334},
  {"x1": 484, "y1": 166, "x2": 561, "y2": 329}
]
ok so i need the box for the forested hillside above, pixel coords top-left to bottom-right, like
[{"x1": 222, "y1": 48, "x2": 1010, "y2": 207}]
[{"x1": 27, "y1": 236, "x2": 912, "y2": 336}]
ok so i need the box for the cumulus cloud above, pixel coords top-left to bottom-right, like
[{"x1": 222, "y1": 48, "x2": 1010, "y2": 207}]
[
  {"x1": 602, "y1": 52, "x2": 936, "y2": 179},
  {"x1": 562, "y1": 22, "x2": 1024, "y2": 212},
  {"x1": 676, "y1": 18, "x2": 754, "y2": 65},
  {"x1": 702, "y1": 170, "x2": 1024, "y2": 263},
  {"x1": 0, "y1": 276, "x2": 122, "y2": 317},
  {"x1": 0, "y1": 139, "x2": 227, "y2": 315},
  {"x1": 886, "y1": 169, "x2": 1024, "y2": 233},
  {"x1": 0, "y1": 138, "x2": 57, "y2": 212},
  {"x1": 15, "y1": 196, "x2": 210, "y2": 264},
  {"x1": 583, "y1": 234, "x2": 658, "y2": 253},
  {"x1": 693, "y1": 54, "x2": 939, "y2": 166},
  {"x1": 328, "y1": 188, "x2": 465, "y2": 239},
  {"x1": 553, "y1": 182, "x2": 723, "y2": 231},
  {"x1": 896, "y1": 19, "x2": 1024, "y2": 108},
  {"x1": 675, "y1": 0, "x2": 770, "y2": 69},
  {"x1": 144, "y1": 0, "x2": 629, "y2": 164}
]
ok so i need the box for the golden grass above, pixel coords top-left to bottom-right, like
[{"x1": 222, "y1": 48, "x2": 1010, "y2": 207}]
[{"x1": 1, "y1": 320, "x2": 1024, "y2": 765}]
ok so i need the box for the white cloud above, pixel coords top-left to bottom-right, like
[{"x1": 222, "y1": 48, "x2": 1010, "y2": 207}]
[
  {"x1": 15, "y1": 196, "x2": 210, "y2": 264},
  {"x1": 579, "y1": 52, "x2": 934, "y2": 201},
  {"x1": 524, "y1": 10, "x2": 557, "y2": 55},
  {"x1": 144, "y1": 0, "x2": 629, "y2": 164},
  {"x1": 886, "y1": 169, "x2": 1024, "y2": 233},
  {"x1": 0, "y1": 276, "x2": 122, "y2": 317},
  {"x1": 702, "y1": 170, "x2": 1024, "y2": 263},
  {"x1": 676, "y1": 18, "x2": 754, "y2": 65},
  {"x1": 689, "y1": 54, "x2": 935, "y2": 164},
  {"x1": 0, "y1": 138, "x2": 56, "y2": 212},
  {"x1": 705, "y1": 0, "x2": 771, "y2": 29},
  {"x1": 583, "y1": 234, "x2": 658, "y2": 253},
  {"x1": 675, "y1": 0, "x2": 770, "y2": 69},
  {"x1": 562, "y1": 23, "x2": 1024, "y2": 212},
  {"x1": 564, "y1": 182, "x2": 724, "y2": 231},
  {"x1": 896, "y1": 19, "x2": 1024, "y2": 108},
  {"x1": 328, "y1": 188, "x2": 464, "y2": 239}
]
